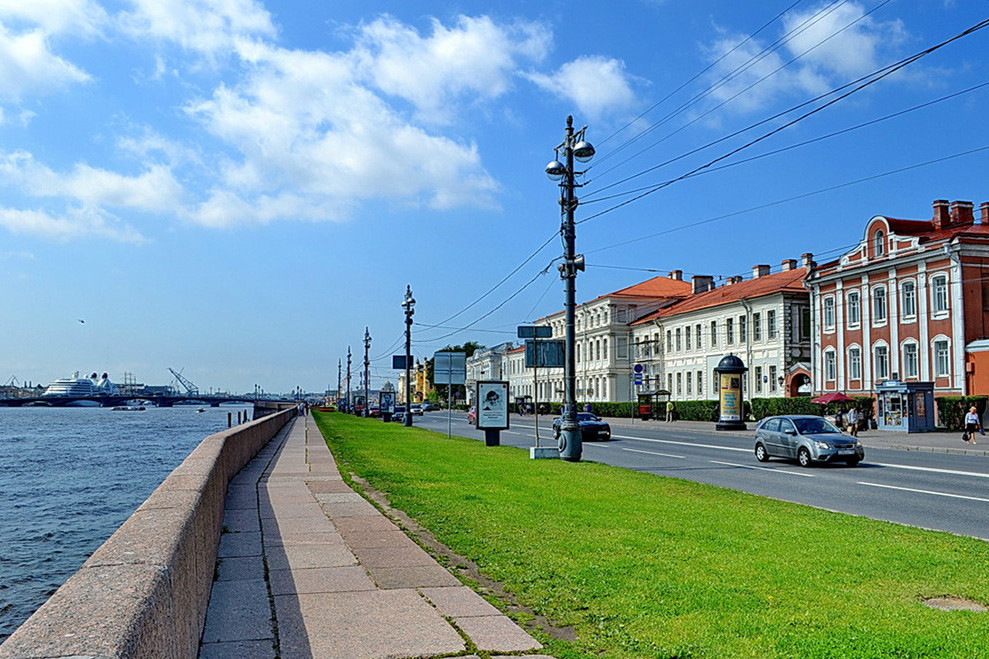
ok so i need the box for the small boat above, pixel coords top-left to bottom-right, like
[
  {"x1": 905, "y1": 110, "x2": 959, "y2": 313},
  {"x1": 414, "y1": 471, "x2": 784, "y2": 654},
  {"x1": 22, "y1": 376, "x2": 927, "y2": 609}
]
[
  {"x1": 112, "y1": 406, "x2": 146, "y2": 411},
  {"x1": 196, "y1": 408, "x2": 206, "y2": 413}
]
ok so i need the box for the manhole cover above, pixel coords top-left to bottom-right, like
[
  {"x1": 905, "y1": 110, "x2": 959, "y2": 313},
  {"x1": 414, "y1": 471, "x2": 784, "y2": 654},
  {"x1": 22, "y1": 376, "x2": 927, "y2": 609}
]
[{"x1": 923, "y1": 597, "x2": 987, "y2": 612}]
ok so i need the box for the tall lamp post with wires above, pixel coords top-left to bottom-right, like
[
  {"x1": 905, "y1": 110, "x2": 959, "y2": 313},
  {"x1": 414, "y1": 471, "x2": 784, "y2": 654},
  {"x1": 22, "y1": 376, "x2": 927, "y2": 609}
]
[
  {"x1": 363, "y1": 327, "x2": 371, "y2": 417},
  {"x1": 401, "y1": 285, "x2": 415, "y2": 427},
  {"x1": 546, "y1": 115, "x2": 595, "y2": 462}
]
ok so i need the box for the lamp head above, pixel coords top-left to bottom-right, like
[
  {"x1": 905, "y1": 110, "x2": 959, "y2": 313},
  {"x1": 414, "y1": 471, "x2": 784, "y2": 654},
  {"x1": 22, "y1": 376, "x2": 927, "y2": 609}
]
[
  {"x1": 545, "y1": 160, "x2": 566, "y2": 180},
  {"x1": 572, "y1": 140, "x2": 595, "y2": 162}
]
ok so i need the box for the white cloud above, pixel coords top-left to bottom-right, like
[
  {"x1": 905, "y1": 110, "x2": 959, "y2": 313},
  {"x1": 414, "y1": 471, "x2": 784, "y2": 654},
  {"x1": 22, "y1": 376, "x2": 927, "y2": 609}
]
[
  {"x1": 117, "y1": 0, "x2": 276, "y2": 56},
  {"x1": 0, "y1": 24, "x2": 91, "y2": 100},
  {"x1": 353, "y1": 15, "x2": 550, "y2": 123},
  {"x1": 0, "y1": 206, "x2": 146, "y2": 243},
  {"x1": 0, "y1": 0, "x2": 107, "y2": 37},
  {"x1": 526, "y1": 55, "x2": 638, "y2": 121}
]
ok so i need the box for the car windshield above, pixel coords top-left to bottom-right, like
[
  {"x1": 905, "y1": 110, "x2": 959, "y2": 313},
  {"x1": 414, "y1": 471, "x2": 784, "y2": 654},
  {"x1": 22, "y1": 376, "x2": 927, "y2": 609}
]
[
  {"x1": 793, "y1": 417, "x2": 840, "y2": 434},
  {"x1": 577, "y1": 413, "x2": 600, "y2": 422}
]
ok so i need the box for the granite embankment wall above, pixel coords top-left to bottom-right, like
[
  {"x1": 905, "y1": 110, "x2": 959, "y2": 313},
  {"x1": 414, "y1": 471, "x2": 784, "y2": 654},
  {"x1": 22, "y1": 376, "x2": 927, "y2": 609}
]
[{"x1": 0, "y1": 406, "x2": 297, "y2": 659}]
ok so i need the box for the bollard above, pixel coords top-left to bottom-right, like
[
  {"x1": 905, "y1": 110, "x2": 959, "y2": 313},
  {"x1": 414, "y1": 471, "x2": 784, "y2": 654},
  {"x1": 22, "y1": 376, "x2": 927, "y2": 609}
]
[{"x1": 228, "y1": 412, "x2": 232, "y2": 428}]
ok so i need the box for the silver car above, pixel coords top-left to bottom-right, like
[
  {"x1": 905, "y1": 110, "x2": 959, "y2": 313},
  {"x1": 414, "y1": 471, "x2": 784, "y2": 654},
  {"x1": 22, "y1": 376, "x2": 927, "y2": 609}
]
[{"x1": 754, "y1": 415, "x2": 864, "y2": 467}]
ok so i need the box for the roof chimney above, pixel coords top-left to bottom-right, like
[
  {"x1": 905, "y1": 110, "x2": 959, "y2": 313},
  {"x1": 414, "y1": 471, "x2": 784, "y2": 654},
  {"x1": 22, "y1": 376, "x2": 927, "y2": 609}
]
[
  {"x1": 781, "y1": 258, "x2": 797, "y2": 271},
  {"x1": 691, "y1": 275, "x2": 714, "y2": 295},
  {"x1": 668, "y1": 269, "x2": 683, "y2": 281},
  {"x1": 950, "y1": 200, "x2": 975, "y2": 226},
  {"x1": 932, "y1": 199, "x2": 950, "y2": 230},
  {"x1": 981, "y1": 202, "x2": 989, "y2": 226},
  {"x1": 801, "y1": 253, "x2": 814, "y2": 268},
  {"x1": 751, "y1": 264, "x2": 770, "y2": 279}
]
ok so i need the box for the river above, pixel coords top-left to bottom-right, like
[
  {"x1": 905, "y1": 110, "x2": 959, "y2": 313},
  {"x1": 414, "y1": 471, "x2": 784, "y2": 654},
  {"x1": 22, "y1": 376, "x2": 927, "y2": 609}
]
[{"x1": 0, "y1": 404, "x2": 252, "y2": 642}]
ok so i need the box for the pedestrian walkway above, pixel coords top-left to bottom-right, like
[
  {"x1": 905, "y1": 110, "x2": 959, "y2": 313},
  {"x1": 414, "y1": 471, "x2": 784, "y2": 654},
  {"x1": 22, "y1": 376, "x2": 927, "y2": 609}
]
[
  {"x1": 198, "y1": 415, "x2": 548, "y2": 659},
  {"x1": 600, "y1": 416, "x2": 989, "y2": 456}
]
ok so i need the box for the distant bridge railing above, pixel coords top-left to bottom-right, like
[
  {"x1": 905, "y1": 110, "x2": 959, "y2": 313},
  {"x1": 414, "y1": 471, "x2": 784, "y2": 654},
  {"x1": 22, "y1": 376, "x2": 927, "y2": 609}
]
[{"x1": 0, "y1": 394, "x2": 272, "y2": 408}]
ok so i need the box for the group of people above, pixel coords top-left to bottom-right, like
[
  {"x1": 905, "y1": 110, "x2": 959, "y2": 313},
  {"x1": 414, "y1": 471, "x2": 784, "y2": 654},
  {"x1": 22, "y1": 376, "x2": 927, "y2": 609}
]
[{"x1": 834, "y1": 406, "x2": 860, "y2": 437}]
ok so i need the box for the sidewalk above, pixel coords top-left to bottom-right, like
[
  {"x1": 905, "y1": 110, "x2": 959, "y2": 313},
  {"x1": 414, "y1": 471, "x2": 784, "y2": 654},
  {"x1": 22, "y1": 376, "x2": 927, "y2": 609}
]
[
  {"x1": 599, "y1": 416, "x2": 989, "y2": 457},
  {"x1": 198, "y1": 415, "x2": 547, "y2": 659}
]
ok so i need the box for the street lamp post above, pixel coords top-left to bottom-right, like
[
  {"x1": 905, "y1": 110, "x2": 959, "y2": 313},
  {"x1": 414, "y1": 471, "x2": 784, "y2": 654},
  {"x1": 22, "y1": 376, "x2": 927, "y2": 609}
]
[
  {"x1": 363, "y1": 327, "x2": 371, "y2": 417},
  {"x1": 546, "y1": 115, "x2": 595, "y2": 462},
  {"x1": 402, "y1": 285, "x2": 416, "y2": 427},
  {"x1": 346, "y1": 346, "x2": 352, "y2": 414}
]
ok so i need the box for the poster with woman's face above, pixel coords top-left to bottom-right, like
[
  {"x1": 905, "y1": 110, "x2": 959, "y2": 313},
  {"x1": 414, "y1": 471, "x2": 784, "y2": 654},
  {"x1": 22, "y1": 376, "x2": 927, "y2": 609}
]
[{"x1": 477, "y1": 381, "x2": 509, "y2": 430}]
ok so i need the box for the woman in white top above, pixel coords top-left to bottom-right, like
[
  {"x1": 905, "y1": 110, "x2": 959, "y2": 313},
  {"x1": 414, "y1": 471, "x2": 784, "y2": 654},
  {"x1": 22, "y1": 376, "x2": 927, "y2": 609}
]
[{"x1": 963, "y1": 406, "x2": 980, "y2": 445}]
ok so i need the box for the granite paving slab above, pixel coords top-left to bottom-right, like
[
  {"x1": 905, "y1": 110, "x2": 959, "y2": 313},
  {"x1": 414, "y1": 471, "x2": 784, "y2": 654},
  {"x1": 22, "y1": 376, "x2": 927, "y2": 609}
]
[
  {"x1": 217, "y1": 531, "x2": 262, "y2": 558},
  {"x1": 200, "y1": 579, "x2": 273, "y2": 644},
  {"x1": 268, "y1": 566, "x2": 375, "y2": 596},
  {"x1": 265, "y1": 542, "x2": 358, "y2": 570},
  {"x1": 367, "y1": 564, "x2": 462, "y2": 589},
  {"x1": 454, "y1": 615, "x2": 543, "y2": 653},
  {"x1": 199, "y1": 639, "x2": 276, "y2": 659},
  {"x1": 419, "y1": 586, "x2": 503, "y2": 617},
  {"x1": 216, "y1": 555, "x2": 265, "y2": 582},
  {"x1": 306, "y1": 480, "x2": 353, "y2": 494},
  {"x1": 351, "y1": 544, "x2": 437, "y2": 568},
  {"x1": 339, "y1": 529, "x2": 420, "y2": 550}
]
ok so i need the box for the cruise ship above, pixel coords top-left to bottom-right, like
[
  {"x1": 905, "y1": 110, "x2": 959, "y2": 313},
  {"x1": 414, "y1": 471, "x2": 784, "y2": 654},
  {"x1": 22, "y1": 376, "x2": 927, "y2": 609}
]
[{"x1": 43, "y1": 372, "x2": 119, "y2": 403}]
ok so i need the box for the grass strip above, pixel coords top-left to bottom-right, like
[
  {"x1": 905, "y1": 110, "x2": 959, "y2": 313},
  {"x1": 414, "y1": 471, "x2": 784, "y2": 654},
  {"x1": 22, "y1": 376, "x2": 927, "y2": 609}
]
[{"x1": 312, "y1": 412, "x2": 989, "y2": 659}]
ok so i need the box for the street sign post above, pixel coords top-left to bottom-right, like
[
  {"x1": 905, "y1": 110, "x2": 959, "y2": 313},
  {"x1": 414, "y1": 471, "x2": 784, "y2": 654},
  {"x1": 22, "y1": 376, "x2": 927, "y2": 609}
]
[{"x1": 434, "y1": 351, "x2": 467, "y2": 438}]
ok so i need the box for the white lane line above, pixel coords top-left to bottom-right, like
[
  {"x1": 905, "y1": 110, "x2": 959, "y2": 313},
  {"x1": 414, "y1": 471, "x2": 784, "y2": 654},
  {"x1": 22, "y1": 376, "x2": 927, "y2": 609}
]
[
  {"x1": 612, "y1": 434, "x2": 751, "y2": 453},
  {"x1": 622, "y1": 447, "x2": 687, "y2": 459},
  {"x1": 710, "y1": 460, "x2": 816, "y2": 477},
  {"x1": 858, "y1": 481, "x2": 989, "y2": 503},
  {"x1": 868, "y1": 462, "x2": 989, "y2": 479}
]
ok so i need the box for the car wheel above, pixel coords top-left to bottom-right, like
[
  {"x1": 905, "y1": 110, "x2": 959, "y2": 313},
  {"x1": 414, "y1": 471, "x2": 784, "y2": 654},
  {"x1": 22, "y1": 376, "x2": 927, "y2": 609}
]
[
  {"x1": 845, "y1": 457, "x2": 861, "y2": 467},
  {"x1": 797, "y1": 447, "x2": 813, "y2": 468},
  {"x1": 754, "y1": 443, "x2": 769, "y2": 462}
]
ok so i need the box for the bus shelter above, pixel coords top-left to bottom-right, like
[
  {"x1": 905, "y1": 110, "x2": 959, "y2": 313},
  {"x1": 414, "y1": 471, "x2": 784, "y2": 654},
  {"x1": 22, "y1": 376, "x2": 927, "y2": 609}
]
[
  {"x1": 875, "y1": 380, "x2": 935, "y2": 432},
  {"x1": 636, "y1": 389, "x2": 670, "y2": 420}
]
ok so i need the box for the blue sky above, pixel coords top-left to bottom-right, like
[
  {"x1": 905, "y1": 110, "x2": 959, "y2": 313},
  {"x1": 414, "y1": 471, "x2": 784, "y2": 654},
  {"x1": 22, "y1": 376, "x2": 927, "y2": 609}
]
[{"x1": 0, "y1": 0, "x2": 986, "y2": 395}]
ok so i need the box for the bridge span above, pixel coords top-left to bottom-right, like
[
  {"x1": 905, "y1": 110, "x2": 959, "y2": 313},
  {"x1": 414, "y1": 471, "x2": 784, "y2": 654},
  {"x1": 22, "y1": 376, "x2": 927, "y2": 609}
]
[{"x1": 0, "y1": 393, "x2": 269, "y2": 408}]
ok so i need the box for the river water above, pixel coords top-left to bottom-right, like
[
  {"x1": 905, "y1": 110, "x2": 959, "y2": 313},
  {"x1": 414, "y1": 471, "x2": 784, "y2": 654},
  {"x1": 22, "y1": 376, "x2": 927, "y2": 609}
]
[{"x1": 0, "y1": 405, "x2": 252, "y2": 642}]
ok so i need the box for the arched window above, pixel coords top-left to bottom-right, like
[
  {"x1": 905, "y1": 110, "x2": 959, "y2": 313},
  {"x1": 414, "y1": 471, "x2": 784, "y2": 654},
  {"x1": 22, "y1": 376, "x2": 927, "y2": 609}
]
[
  {"x1": 931, "y1": 274, "x2": 949, "y2": 315},
  {"x1": 873, "y1": 229, "x2": 885, "y2": 257},
  {"x1": 824, "y1": 349, "x2": 837, "y2": 382}
]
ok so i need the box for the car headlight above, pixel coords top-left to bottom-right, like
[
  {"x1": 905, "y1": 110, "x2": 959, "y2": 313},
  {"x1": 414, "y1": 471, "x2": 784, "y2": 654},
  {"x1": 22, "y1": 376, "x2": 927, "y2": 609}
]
[
  {"x1": 854, "y1": 441, "x2": 862, "y2": 448},
  {"x1": 815, "y1": 441, "x2": 831, "y2": 449}
]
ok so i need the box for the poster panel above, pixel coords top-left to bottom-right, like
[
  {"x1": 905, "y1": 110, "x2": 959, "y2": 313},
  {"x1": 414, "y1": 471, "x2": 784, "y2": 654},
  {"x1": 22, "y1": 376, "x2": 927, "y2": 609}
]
[
  {"x1": 476, "y1": 381, "x2": 510, "y2": 430},
  {"x1": 719, "y1": 374, "x2": 742, "y2": 421}
]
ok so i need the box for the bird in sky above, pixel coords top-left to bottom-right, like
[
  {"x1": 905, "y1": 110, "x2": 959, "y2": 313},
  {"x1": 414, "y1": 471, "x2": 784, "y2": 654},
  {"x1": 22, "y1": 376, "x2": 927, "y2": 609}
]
[{"x1": 78, "y1": 319, "x2": 85, "y2": 324}]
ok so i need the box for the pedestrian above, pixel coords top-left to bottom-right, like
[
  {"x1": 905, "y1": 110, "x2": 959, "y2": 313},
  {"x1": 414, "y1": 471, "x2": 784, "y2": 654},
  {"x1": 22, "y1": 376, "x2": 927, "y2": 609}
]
[
  {"x1": 835, "y1": 408, "x2": 844, "y2": 429},
  {"x1": 846, "y1": 406, "x2": 859, "y2": 437},
  {"x1": 963, "y1": 406, "x2": 981, "y2": 445},
  {"x1": 666, "y1": 400, "x2": 675, "y2": 422},
  {"x1": 584, "y1": 402, "x2": 592, "y2": 413}
]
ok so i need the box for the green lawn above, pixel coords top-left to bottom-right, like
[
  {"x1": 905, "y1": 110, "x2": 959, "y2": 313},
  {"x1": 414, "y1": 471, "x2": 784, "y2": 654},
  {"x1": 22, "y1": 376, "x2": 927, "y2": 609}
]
[{"x1": 312, "y1": 412, "x2": 989, "y2": 659}]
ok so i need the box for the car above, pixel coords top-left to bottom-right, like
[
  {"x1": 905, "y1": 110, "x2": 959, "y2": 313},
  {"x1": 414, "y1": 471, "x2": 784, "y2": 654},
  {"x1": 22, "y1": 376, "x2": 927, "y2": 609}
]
[
  {"x1": 410, "y1": 404, "x2": 424, "y2": 415},
  {"x1": 368, "y1": 406, "x2": 381, "y2": 418},
  {"x1": 552, "y1": 412, "x2": 612, "y2": 441},
  {"x1": 754, "y1": 414, "x2": 864, "y2": 467},
  {"x1": 421, "y1": 402, "x2": 438, "y2": 411},
  {"x1": 390, "y1": 405, "x2": 406, "y2": 422}
]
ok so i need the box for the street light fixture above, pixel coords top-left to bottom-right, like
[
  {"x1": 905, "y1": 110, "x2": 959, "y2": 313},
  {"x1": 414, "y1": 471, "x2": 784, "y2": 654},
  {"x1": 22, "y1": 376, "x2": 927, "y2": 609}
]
[
  {"x1": 546, "y1": 115, "x2": 594, "y2": 463},
  {"x1": 401, "y1": 285, "x2": 416, "y2": 427}
]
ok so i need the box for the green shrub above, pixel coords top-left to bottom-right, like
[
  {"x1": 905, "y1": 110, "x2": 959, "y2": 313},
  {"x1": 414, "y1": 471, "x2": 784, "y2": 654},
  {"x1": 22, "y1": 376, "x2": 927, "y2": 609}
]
[{"x1": 935, "y1": 395, "x2": 988, "y2": 430}]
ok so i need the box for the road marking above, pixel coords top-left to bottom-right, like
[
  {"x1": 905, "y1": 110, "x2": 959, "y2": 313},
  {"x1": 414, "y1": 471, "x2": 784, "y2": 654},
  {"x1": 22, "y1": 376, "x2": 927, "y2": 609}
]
[
  {"x1": 612, "y1": 434, "x2": 751, "y2": 453},
  {"x1": 869, "y1": 462, "x2": 989, "y2": 479},
  {"x1": 622, "y1": 447, "x2": 686, "y2": 459},
  {"x1": 858, "y1": 481, "x2": 989, "y2": 503},
  {"x1": 710, "y1": 460, "x2": 816, "y2": 477}
]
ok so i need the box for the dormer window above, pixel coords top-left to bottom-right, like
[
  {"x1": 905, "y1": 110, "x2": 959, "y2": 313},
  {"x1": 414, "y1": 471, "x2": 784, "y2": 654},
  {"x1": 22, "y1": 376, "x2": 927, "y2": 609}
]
[{"x1": 873, "y1": 229, "x2": 885, "y2": 257}]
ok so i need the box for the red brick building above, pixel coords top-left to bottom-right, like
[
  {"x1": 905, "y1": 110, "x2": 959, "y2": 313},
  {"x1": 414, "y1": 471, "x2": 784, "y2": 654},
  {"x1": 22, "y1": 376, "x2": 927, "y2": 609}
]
[{"x1": 806, "y1": 199, "x2": 989, "y2": 398}]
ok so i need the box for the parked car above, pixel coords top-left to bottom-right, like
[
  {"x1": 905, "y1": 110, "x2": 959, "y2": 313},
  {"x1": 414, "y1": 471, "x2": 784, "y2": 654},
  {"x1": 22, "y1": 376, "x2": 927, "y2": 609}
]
[
  {"x1": 390, "y1": 405, "x2": 406, "y2": 422},
  {"x1": 421, "y1": 402, "x2": 438, "y2": 411},
  {"x1": 411, "y1": 404, "x2": 424, "y2": 415},
  {"x1": 754, "y1": 415, "x2": 864, "y2": 467},
  {"x1": 552, "y1": 412, "x2": 612, "y2": 441},
  {"x1": 368, "y1": 406, "x2": 381, "y2": 418}
]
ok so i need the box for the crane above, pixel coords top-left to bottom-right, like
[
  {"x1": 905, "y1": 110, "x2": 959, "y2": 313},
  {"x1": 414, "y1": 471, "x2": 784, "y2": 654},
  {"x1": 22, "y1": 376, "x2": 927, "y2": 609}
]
[{"x1": 168, "y1": 368, "x2": 199, "y2": 396}]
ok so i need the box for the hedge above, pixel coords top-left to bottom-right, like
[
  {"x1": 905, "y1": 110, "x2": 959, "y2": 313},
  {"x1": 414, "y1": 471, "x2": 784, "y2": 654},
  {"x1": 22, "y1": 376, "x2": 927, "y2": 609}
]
[{"x1": 934, "y1": 396, "x2": 988, "y2": 430}]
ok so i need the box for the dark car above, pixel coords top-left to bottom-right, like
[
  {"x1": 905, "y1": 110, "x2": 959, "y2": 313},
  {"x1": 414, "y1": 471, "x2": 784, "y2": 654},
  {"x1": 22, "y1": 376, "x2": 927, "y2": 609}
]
[
  {"x1": 754, "y1": 414, "x2": 864, "y2": 467},
  {"x1": 421, "y1": 402, "x2": 438, "y2": 411},
  {"x1": 552, "y1": 412, "x2": 612, "y2": 441},
  {"x1": 390, "y1": 406, "x2": 406, "y2": 422}
]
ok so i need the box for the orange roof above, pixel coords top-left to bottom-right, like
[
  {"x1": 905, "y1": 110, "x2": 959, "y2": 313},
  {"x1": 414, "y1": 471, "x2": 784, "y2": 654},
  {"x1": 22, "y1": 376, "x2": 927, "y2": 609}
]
[
  {"x1": 632, "y1": 267, "x2": 808, "y2": 324},
  {"x1": 536, "y1": 275, "x2": 691, "y2": 322},
  {"x1": 507, "y1": 345, "x2": 526, "y2": 354}
]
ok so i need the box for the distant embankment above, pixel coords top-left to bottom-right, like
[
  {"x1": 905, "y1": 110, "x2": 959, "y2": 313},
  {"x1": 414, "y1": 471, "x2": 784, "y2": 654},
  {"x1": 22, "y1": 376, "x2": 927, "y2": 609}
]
[{"x1": 0, "y1": 404, "x2": 297, "y2": 659}]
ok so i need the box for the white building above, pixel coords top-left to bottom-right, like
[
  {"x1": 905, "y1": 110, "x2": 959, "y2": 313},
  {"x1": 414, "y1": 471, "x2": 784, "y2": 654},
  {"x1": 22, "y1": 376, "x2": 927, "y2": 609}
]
[
  {"x1": 465, "y1": 342, "x2": 514, "y2": 404},
  {"x1": 631, "y1": 260, "x2": 813, "y2": 401}
]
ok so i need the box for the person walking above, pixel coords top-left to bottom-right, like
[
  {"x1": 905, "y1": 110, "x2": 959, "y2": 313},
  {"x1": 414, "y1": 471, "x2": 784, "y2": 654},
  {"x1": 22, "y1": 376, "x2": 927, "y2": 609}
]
[
  {"x1": 963, "y1": 406, "x2": 981, "y2": 445},
  {"x1": 846, "y1": 406, "x2": 859, "y2": 437},
  {"x1": 666, "y1": 400, "x2": 675, "y2": 422}
]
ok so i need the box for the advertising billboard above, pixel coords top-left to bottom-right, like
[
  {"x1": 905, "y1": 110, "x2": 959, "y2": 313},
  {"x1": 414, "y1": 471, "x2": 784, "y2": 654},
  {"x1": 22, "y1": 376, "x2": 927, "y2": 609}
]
[{"x1": 476, "y1": 381, "x2": 510, "y2": 430}]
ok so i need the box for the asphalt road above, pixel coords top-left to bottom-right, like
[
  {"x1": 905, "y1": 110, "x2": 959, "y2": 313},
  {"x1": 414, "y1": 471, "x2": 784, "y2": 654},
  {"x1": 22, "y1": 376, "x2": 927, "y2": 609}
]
[{"x1": 412, "y1": 411, "x2": 989, "y2": 541}]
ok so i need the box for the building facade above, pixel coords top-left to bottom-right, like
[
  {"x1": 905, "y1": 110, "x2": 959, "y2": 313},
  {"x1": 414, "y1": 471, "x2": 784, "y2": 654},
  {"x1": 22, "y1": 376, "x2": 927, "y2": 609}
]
[
  {"x1": 465, "y1": 342, "x2": 513, "y2": 405},
  {"x1": 806, "y1": 199, "x2": 989, "y2": 397},
  {"x1": 631, "y1": 260, "x2": 813, "y2": 401}
]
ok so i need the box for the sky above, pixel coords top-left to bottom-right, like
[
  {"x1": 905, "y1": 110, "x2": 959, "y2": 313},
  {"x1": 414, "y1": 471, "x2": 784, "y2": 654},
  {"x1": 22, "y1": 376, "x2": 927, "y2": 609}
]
[{"x1": 0, "y1": 0, "x2": 987, "y2": 395}]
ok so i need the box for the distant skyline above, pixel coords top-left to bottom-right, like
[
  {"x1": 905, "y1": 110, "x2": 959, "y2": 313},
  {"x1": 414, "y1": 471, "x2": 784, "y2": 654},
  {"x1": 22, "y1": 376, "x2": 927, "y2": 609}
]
[{"x1": 1, "y1": 0, "x2": 987, "y2": 394}]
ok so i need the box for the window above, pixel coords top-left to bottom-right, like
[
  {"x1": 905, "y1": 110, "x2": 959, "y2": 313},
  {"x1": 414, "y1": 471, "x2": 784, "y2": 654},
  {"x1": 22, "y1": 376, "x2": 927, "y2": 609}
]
[
  {"x1": 697, "y1": 370, "x2": 703, "y2": 396},
  {"x1": 934, "y1": 339, "x2": 950, "y2": 377},
  {"x1": 902, "y1": 342, "x2": 918, "y2": 379},
  {"x1": 874, "y1": 229, "x2": 885, "y2": 256},
  {"x1": 755, "y1": 366, "x2": 763, "y2": 393},
  {"x1": 767, "y1": 310, "x2": 777, "y2": 340},
  {"x1": 711, "y1": 321, "x2": 718, "y2": 346},
  {"x1": 739, "y1": 315, "x2": 747, "y2": 342},
  {"x1": 847, "y1": 291, "x2": 860, "y2": 327},
  {"x1": 727, "y1": 318, "x2": 734, "y2": 344},
  {"x1": 932, "y1": 275, "x2": 949, "y2": 315},
  {"x1": 666, "y1": 330, "x2": 672, "y2": 352},
  {"x1": 769, "y1": 365, "x2": 777, "y2": 392},
  {"x1": 686, "y1": 371, "x2": 692, "y2": 395},
  {"x1": 874, "y1": 344, "x2": 889, "y2": 380},
  {"x1": 695, "y1": 324, "x2": 702, "y2": 349},
  {"x1": 603, "y1": 338, "x2": 608, "y2": 359},
  {"x1": 675, "y1": 328, "x2": 682, "y2": 352},
  {"x1": 668, "y1": 373, "x2": 673, "y2": 393},
  {"x1": 823, "y1": 296, "x2": 836, "y2": 330},
  {"x1": 676, "y1": 372, "x2": 682, "y2": 396},
  {"x1": 824, "y1": 350, "x2": 836, "y2": 382},
  {"x1": 617, "y1": 337, "x2": 627, "y2": 359},
  {"x1": 576, "y1": 343, "x2": 581, "y2": 363},
  {"x1": 901, "y1": 281, "x2": 916, "y2": 320},
  {"x1": 872, "y1": 286, "x2": 887, "y2": 324},
  {"x1": 685, "y1": 326, "x2": 692, "y2": 350},
  {"x1": 753, "y1": 313, "x2": 762, "y2": 341},
  {"x1": 848, "y1": 347, "x2": 861, "y2": 381}
]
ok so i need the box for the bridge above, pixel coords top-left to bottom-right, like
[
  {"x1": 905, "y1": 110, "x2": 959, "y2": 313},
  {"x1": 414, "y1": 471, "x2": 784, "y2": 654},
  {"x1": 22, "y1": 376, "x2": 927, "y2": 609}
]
[{"x1": 0, "y1": 393, "x2": 267, "y2": 408}]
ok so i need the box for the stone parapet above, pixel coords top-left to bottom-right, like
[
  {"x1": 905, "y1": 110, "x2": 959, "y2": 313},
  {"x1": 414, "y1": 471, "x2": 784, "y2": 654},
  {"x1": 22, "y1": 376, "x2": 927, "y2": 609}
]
[{"x1": 0, "y1": 407, "x2": 296, "y2": 659}]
